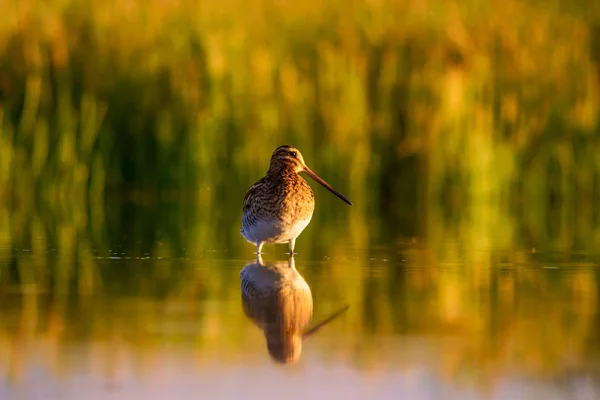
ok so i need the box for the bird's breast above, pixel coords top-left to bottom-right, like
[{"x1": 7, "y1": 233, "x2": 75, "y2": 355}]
[{"x1": 278, "y1": 180, "x2": 314, "y2": 223}]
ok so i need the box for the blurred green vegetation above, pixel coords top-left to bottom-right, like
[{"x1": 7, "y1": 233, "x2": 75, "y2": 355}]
[
  {"x1": 0, "y1": 0, "x2": 599, "y2": 263},
  {"x1": 1, "y1": 0, "x2": 600, "y2": 392},
  {"x1": 1, "y1": 0, "x2": 600, "y2": 206}
]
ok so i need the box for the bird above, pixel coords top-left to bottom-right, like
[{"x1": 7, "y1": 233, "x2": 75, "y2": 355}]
[{"x1": 241, "y1": 145, "x2": 352, "y2": 255}]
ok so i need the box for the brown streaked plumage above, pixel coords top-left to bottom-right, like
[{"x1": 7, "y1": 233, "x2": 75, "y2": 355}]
[{"x1": 241, "y1": 145, "x2": 352, "y2": 254}]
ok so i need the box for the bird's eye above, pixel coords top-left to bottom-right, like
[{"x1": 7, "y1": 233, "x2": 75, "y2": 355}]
[{"x1": 289, "y1": 151, "x2": 297, "y2": 157}]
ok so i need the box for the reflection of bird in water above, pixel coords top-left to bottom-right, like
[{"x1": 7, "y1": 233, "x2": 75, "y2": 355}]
[
  {"x1": 241, "y1": 145, "x2": 352, "y2": 255},
  {"x1": 241, "y1": 256, "x2": 312, "y2": 363},
  {"x1": 241, "y1": 255, "x2": 349, "y2": 364}
]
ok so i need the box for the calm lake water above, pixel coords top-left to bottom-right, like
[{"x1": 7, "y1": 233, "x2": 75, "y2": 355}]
[{"x1": 0, "y1": 198, "x2": 599, "y2": 400}]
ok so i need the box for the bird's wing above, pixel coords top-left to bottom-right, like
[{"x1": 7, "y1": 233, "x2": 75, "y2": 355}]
[{"x1": 243, "y1": 176, "x2": 269, "y2": 212}]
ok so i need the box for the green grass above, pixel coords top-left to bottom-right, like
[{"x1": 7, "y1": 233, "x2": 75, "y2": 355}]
[
  {"x1": 0, "y1": 0, "x2": 599, "y2": 282},
  {"x1": 1, "y1": 0, "x2": 599, "y2": 206}
]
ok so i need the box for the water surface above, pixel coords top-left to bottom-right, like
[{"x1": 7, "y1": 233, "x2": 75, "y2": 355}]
[{"x1": 1, "y1": 200, "x2": 599, "y2": 400}]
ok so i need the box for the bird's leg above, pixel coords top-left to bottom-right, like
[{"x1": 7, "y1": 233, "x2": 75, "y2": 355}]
[
  {"x1": 256, "y1": 252, "x2": 264, "y2": 265},
  {"x1": 255, "y1": 242, "x2": 264, "y2": 264},
  {"x1": 288, "y1": 253, "x2": 296, "y2": 269},
  {"x1": 287, "y1": 238, "x2": 296, "y2": 256},
  {"x1": 255, "y1": 241, "x2": 264, "y2": 255}
]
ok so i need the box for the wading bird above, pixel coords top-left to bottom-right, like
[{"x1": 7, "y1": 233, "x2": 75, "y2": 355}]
[{"x1": 241, "y1": 145, "x2": 352, "y2": 254}]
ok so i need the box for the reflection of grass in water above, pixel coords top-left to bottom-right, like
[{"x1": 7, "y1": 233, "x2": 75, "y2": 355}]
[
  {"x1": 0, "y1": 258, "x2": 598, "y2": 389},
  {"x1": 1, "y1": 0, "x2": 600, "y2": 388},
  {"x1": 1, "y1": 200, "x2": 600, "y2": 387}
]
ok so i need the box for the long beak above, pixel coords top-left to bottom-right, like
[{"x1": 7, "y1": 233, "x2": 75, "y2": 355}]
[{"x1": 303, "y1": 166, "x2": 353, "y2": 205}]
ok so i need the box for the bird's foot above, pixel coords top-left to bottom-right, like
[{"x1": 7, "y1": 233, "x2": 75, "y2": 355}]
[{"x1": 255, "y1": 253, "x2": 265, "y2": 264}]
